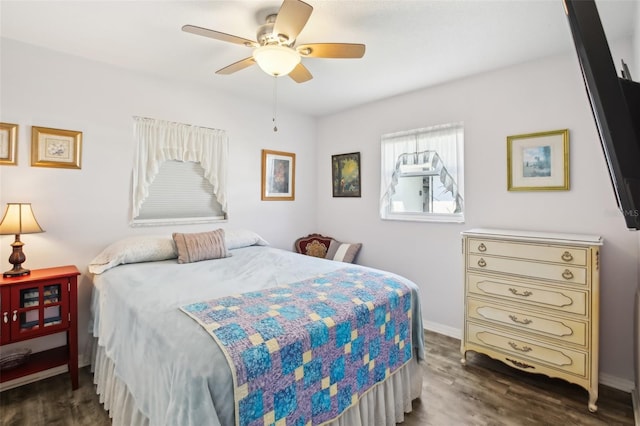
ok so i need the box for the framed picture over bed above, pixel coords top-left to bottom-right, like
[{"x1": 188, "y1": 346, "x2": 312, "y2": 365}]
[
  {"x1": 31, "y1": 126, "x2": 82, "y2": 169},
  {"x1": 261, "y1": 149, "x2": 295, "y2": 201},
  {"x1": 332, "y1": 152, "x2": 361, "y2": 197},
  {"x1": 0, "y1": 122, "x2": 18, "y2": 166}
]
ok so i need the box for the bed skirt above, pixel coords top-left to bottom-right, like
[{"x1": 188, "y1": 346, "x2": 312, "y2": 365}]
[{"x1": 91, "y1": 338, "x2": 424, "y2": 426}]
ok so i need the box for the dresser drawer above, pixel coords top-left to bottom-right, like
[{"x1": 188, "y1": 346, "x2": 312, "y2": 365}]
[
  {"x1": 468, "y1": 254, "x2": 587, "y2": 285},
  {"x1": 466, "y1": 322, "x2": 587, "y2": 377},
  {"x1": 467, "y1": 298, "x2": 587, "y2": 346},
  {"x1": 467, "y1": 273, "x2": 587, "y2": 316},
  {"x1": 468, "y1": 238, "x2": 587, "y2": 266}
]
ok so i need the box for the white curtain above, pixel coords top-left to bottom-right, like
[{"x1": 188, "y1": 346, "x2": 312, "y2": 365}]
[
  {"x1": 380, "y1": 123, "x2": 463, "y2": 217},
  {"x1": 132, "y1": 117, "x2": 228, "y2": 219}
]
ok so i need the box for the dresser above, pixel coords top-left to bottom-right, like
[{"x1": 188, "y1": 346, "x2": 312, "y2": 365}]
[{"x1": 460, "y1": 229, "x2": 602, "y2": 412}]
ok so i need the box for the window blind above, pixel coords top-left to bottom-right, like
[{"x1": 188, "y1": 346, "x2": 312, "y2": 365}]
[{"x1": 133, "y1": 160, "x2": 225, "y2": 226}]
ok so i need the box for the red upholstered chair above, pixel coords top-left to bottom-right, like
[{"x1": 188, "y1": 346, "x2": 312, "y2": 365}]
[{"x1": 293, "y1": 234, "x2": 333, "y2": 258}]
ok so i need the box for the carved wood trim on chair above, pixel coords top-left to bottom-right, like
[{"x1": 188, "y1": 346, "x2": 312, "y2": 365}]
[{"x1": 293, "y1": 233, "x2": 333, "y2": 258}]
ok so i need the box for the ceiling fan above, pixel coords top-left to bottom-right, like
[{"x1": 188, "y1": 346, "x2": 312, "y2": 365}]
[{"x1": 182, "y1": 0, "x2": 366, "y2": 83}]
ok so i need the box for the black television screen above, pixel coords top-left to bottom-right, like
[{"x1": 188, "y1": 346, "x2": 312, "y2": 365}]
[{"x1": 563, "y1": 0, "x2": 640, "y2": 230}]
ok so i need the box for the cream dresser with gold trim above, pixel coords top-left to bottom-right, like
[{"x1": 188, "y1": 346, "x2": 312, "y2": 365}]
[{"x1": 460, "y1": 228, "x2": 602, "y2": 412}]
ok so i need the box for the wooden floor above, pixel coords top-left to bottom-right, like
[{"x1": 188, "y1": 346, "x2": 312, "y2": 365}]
[{"x1": 0, "y1": 330, "x2": 635, "y2": 425}]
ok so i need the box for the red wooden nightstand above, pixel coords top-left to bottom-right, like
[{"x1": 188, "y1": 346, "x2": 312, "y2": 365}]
[{"x1": 0, "y1": 265, "x2": 80, "y2": 390}]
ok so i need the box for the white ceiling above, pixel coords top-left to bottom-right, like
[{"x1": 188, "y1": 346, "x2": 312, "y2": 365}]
[{"x1": 0, "y1": 0, "x2": 636, "y2": 117}]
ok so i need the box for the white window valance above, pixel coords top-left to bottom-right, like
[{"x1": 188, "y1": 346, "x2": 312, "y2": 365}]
[{"x1": 132, "y1": 116, "x2": 228, "y2": 219}]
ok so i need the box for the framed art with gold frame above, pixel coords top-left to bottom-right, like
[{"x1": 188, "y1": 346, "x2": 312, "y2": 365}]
[
  {"x1": 0, "y1": 122, "x2": 18, "y2": 166},
  {"x1": 507, "y1": 129, "x2": 569, "y2": 191},
  {"x1": 31, "y1": 126, "x2": 82, "y2": 169},
  {"x1": 261, "y1": 149, "x2": 295, "y2": 201}
]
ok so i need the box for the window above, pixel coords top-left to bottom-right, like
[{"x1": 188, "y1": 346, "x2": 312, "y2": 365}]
[
  {"x1": 131, "y1": 117, "x2": 228, "y2": 226},
  {"x1": 380, "y1": 122, "x2": 464, "y2": 222},
  {"x1": 134, "y1": 160, "x2": 225, "y2": 225}
]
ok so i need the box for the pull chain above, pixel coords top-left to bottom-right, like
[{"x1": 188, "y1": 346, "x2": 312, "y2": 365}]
[{"x1": 272, "y1": 76, "x2": 278, "y2": 132}]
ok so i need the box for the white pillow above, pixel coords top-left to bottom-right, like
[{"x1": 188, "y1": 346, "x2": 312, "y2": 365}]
[
  {"x1": 88, "y1": 235, "x2": 177, "y2": 274},
  {"x1": 224, "y1": 228, "x2": 269, "y2": 249}
]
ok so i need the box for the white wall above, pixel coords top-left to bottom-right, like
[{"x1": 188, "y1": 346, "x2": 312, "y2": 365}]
[
  {"x1": 316, "y1": 39, "x2": 638, "y2": 386},
  {"x1": 0, "y1": 39, "x2": 318, "y2": 361}
]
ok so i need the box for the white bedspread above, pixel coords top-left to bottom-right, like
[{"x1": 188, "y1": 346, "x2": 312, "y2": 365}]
[{"x1": 90, "y1": 246, "x2": 425, "y2": 426}]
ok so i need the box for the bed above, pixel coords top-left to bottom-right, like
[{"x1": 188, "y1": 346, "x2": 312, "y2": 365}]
[{"x1": 88, "y1": 229, "x2": 425, "y2": 426}]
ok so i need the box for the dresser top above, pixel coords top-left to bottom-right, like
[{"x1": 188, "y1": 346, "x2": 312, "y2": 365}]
[{"x1": 461, "y1": 228, "x2": 603, "y2": 246}]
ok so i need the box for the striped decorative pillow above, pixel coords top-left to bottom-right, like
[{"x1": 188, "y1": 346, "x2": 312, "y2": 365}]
[
  {"x1": 325, "y1": 239, "x2": 362, "y2": 263},
  {"x1": 173, "y1": 228, "x2": 230, "y2": 264}
]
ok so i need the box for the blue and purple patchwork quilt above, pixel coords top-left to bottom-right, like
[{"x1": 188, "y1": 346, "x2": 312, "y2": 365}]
[{"x1": 180, "y1": 267, "x2": 413, "y2": 426}]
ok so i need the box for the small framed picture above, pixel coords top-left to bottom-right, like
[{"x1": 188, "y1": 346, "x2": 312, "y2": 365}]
[
  {"x1": 31, "y1": 126, "x2": 82, "y2": 169},
  {"x1": 261, "y1": 149, "x2": 295, "y2": 201},
  {"x1": 332, "y1": 152, "x2": 361, "y2": 197},
  {"x1": 507, "y1": 129, "x2": 569, "y2": 191},
  {"x1": 0, "y1": 122, "x2": 18, "y2": 166}
]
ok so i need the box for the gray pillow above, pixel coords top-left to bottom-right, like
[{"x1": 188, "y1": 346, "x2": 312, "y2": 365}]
[
  {"x1": 325, "y1": 239, "x2": 362, "y2": 263},
  {"x1": 173, "y1": 228, "x2": 230, "y2": 264}
]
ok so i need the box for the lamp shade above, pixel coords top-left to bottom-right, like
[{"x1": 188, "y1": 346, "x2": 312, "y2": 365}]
[
  {"x1": 0, "y1": 203, "x2": 44, "y2": 235},
  {"x1": 252, "y1": 45, "x2": 301, "y2": 77}
]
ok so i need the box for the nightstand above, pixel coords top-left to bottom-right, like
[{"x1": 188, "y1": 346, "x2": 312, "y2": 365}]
[{"x1": 0, "y1": 265, "x2": 80, "y2": 390}]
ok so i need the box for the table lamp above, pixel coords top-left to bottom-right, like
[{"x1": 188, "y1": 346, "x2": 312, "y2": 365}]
[{"x1": 0, "y1": 203, "x2": 44, "y2": 278}]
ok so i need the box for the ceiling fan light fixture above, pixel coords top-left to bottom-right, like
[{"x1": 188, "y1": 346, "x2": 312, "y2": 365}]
[{"x1": 252, "y1": 45, "x2": 301, "y2": 77}]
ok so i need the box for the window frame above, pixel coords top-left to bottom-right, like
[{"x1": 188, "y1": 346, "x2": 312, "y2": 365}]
[{"x1": 380, "y1": 122, "x2": 465, "y2": 223}]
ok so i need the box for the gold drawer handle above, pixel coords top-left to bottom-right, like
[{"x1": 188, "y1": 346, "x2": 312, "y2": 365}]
[
  {"x1": 477, "y1": 258, "x2": 487, "y2": 267},
  {"x1": 508, "y1": 341, "x2": 532, "y2": 352},
  {"x1": 562, "y1": 269, "x2": 574, "y2": 280},
  {"x1": 508, "y1": 288, "x2": 532, "y2": 297},
  {"x1": 509, "y1": 314, "x2": 532, "y2": 325},
  {"x1": 477, "y1": 243, "x2": 487, "y2": 252},
  {"x1": 561, "y1": 251, "x2": 574, "y2": 262},
  {"x1": 506, "y1": 358, "x2": 535, "y2": 369}
]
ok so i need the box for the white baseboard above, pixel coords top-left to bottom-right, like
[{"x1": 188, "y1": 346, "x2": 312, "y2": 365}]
[
  {"x1": 600, "y1": 372, "x2": 635, "y2": 393},
  {"x1": 423, "y1": 320, "x2": 461, "y2": 339},
  {"x1": 633, "y1": 389, "x2": 639, "y2": 426},
  {"x1": 423, "y1": 320, "x2": 634, "y2": 393},
  {"x1": 0, "y1": 365, "x2": 68, "y2": 392}
]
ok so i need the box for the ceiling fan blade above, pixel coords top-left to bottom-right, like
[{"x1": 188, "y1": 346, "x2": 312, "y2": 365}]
[
  {"x1": 289, "y1": 63, "x2": 313, "y2": 83},
  {"x1": 216, "y1": 57, "x2": 256, "y2": 75},
  {"x1": 297, "y1": 43, "x2": 366, "y2": 58},
  {"x1": 182, "y1": 25, "x2": 257, "y2": 48},
  {"x1": 273, "y1": 0, "x2": 313, "y2": 43}
]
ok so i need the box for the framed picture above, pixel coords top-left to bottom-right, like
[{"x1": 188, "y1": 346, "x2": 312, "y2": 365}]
[
  {"x1": 261, "y1": 149, "x2": 295, "y2": 201},
  {"x1": 31, "y1": 126, "x2": 82, "y2": 169},
  {"x1": 0, "y1": 122, "x2": 18, "y2": 166},
  {"x1": 332, "y1": 152, "x2": 361, "y2": 197},
  {"x1": 507, "y1": 129, "x2": 569, "y2": 191}
]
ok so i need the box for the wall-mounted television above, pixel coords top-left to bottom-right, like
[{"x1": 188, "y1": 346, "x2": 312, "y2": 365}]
[{"x1": 564, "y1": 0, "x2": 640, "y2": 230}]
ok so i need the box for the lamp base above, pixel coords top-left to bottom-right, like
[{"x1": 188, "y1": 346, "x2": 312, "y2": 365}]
[
  {"x1": 4, "y1": 235, "x2": 30, "y2": 278},
  {"x1": 3, "y1": 267, "x2": 31, "y2": 278}
]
